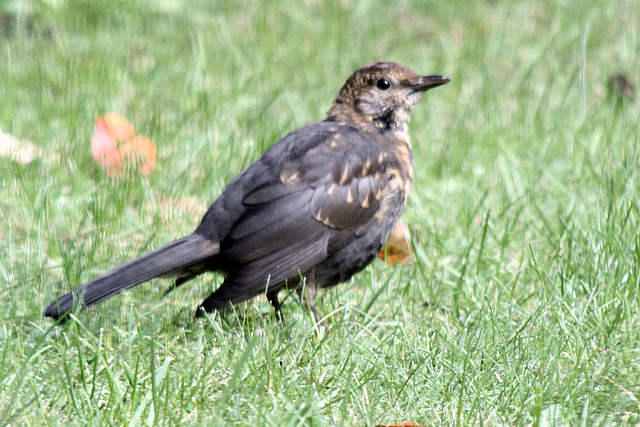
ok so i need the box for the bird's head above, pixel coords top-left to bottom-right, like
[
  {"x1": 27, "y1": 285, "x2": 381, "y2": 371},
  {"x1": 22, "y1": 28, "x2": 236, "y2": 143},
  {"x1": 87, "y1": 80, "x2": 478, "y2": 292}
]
[{"x1": 327, "y1": 62, "x2": 449, "y2": 133}]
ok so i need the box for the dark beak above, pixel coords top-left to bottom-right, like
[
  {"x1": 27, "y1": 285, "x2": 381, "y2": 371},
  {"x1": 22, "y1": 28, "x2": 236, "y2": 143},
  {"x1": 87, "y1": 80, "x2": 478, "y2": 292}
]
[{"x1": 413, "y1": 75, "x2": 451, "y2": 92}]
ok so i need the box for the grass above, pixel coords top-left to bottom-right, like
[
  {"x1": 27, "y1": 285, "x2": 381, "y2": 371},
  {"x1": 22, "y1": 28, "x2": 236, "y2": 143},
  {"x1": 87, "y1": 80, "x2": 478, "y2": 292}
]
[{"x1": 1, "y1": 0, "x2": 639, "y2": 424}]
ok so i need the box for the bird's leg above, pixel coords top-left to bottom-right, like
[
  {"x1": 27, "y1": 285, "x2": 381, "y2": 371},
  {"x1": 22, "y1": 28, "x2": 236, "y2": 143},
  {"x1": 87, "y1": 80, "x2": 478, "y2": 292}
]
[
  {"x1": 267, "y1": 289, "x2": 284, "y2": 322},
  {"x1": 296, "y1": 272, "x2": 325, "y2": 329}
]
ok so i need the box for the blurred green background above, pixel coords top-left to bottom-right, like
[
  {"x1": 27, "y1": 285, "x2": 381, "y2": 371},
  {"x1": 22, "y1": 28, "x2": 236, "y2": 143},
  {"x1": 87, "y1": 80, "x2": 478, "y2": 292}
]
[{"x1": 1, "y1": 0, "x2": 639, "y2": 424}]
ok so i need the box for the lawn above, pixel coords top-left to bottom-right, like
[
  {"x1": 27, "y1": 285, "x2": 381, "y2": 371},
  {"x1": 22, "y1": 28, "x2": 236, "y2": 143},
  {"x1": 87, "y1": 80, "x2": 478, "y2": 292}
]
[{"x1": 1, "y1": 0, "x2": 639, "y2": 424}]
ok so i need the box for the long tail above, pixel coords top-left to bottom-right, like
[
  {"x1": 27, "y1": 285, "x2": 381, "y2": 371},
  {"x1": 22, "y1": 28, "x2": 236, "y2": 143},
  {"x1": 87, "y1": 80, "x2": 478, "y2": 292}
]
[{"x1": 43, "y1": 233, "x2": 219, "y2": 320}]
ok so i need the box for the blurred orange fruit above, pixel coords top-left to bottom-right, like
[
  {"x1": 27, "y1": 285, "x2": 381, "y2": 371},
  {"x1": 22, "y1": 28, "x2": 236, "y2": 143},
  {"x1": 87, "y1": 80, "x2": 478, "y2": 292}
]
[
  {"x1": 378, "y1": 221, "x2": 413, "y2": 265},
  {"x1": 91, "y1": 112, "x2": 156, "y2": 177}
]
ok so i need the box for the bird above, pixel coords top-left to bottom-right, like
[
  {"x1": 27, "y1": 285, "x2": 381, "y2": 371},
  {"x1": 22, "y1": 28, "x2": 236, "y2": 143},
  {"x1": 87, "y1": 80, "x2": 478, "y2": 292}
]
[{"x1": 43, "y1": 62, "x2": 450, "y2": 325}]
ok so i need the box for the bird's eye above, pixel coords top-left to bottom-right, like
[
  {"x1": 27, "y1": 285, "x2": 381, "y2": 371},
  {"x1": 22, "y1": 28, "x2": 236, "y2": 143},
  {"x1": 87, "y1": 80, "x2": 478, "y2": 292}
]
[{"x1": 376, "y1": 78, "x2": 391, "y2": 91}]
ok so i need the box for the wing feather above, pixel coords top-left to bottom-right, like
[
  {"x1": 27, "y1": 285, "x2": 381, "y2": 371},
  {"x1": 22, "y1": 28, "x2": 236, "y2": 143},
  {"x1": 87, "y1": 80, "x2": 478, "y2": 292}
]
[{"x1": 215, "y1": 122, "x2": 399, "y2": 300}]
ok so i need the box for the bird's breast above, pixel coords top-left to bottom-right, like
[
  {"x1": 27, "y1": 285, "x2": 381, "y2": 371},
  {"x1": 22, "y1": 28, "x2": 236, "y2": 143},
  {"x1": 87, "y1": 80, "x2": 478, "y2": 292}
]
[{"x1": 389, "y1": 132, "x2": 414, "y2": 204}]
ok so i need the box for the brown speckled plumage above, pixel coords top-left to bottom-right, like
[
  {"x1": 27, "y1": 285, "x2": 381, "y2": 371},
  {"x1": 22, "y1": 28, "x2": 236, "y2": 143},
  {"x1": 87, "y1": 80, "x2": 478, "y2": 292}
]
[{"x1": 44, "y1": 62, "x2": 449, "y2": 326}]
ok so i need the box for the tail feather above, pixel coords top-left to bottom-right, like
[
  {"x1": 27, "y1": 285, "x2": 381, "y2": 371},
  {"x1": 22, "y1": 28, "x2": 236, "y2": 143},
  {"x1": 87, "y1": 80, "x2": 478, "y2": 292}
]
[{"x1": 43, "y1": 233, "x2": 219, "y2": 320}]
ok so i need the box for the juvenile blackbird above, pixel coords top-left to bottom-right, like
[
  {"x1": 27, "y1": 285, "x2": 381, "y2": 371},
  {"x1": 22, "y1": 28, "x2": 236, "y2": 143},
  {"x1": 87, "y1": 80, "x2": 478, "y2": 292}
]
[{"x1": 44, "y1": 62, "x2": 449, "y2": 324}]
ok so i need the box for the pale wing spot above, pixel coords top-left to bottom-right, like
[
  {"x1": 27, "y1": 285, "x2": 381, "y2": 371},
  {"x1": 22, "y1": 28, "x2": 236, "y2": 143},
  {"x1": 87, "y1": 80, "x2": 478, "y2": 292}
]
[
  {"x1": 360, "y1": 191, "x2": 373, "y2": 208},
  {"x1": 362, "y1": 158, "x2": 373, "y2": 176},
  {"x1": 339, "y1": 164, "x2": 351, "y2": 185},
  {"x1": 280, "y1": 170, "x2": 301, "y2": 186},
  {"x1": 346, "y1": 186, "x2": 355, "y2": 203},
  {"x1": 375, "y1": 183, "x2": 384, "y2": 200},
  {"x1": 329, "y1": 133, "x2": 343, "y2": 148},
  {"x1": 325, "y1": 183, "x2": 338, "y2": 196}
]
